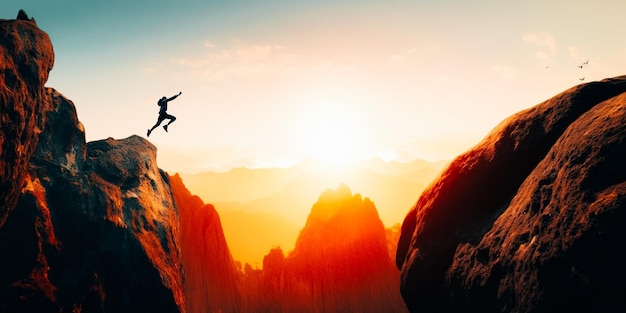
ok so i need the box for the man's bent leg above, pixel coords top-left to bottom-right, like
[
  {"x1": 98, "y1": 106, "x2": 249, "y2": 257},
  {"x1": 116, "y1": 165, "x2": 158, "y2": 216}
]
[
  {"x1": 165, "y1": 115, "x2": 176, "y2": 125},
  {"x1": 148, "y1": 115, "x2": 166, "y2": 137},
  {"x1": 163, "y1": 115, "x2": 176, "y2": 132}
]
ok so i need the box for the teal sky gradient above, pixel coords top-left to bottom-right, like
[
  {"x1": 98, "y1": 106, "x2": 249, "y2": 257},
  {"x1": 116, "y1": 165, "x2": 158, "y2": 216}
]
[{"x1": 2, "y1": 1, "x2": 626, "y2": 172}]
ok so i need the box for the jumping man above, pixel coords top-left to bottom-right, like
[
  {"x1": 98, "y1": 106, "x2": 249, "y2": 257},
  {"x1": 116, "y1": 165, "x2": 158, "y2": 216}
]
[{"x1": 147, "y1": 91, "x2": 182, "y2": 137}]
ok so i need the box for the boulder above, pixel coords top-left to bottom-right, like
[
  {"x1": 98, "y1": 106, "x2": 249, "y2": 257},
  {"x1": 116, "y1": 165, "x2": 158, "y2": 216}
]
[{"x1": 396, "y1": 76, "x2": 626, "y2": 312}]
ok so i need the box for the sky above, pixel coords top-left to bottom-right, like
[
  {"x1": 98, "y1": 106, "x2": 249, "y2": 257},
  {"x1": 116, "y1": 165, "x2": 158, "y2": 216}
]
[{"x1": 3, "y1": 0, "x2": 626, "y2": 173}]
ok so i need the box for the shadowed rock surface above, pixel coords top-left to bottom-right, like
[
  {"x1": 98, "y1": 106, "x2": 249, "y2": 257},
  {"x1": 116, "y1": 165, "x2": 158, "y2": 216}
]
[
  {"x1": 1, "y1": 13, "x2": 186, "y2": 312},
  {"x1": 396, "y1": 76, "x2": 626, "y2": 312},
  {"x1": 0, "y1": 12, "x2": 54, "y2": 227},
  {"x1": 0, "y1": 92, "x2": 185, "y2": 311}
]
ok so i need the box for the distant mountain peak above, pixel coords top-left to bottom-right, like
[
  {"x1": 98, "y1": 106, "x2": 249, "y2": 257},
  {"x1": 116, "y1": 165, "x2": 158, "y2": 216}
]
[
  {"x1": 255, "y1": 184, "x2": 409, "y2": 312},
  {"x1": 306, "y1": 183, "x2": 378, "y2": 228}
]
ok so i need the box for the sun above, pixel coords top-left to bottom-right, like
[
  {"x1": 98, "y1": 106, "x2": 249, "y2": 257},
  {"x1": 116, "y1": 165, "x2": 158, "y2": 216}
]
[
  {"x1": 292, "y1": 98, "x2": 369, "y2": 166},
  {"x1": 304, "y1": 115, "x2": 358, "y2": 165}
]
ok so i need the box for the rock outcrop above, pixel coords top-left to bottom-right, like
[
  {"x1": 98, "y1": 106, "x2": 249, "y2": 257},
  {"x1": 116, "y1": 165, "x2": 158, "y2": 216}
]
[
  {"x1": 0, "y1": 11, "x2": 54, "y2": 227},
  {"x1": 0, "y1": 91, "x2": 185, "y2": 311},
  {"x1": 396, "y1": 76, "x2": 626, "y2": 312},
  {"x1": 0, "y1": 12, "x2": 187, "y2": 312},
  {"x1": 250, "y1": 184, "x2": 408, "y2": 313},
  {"x1": 170, "y1": 174, "x2": 242, "y2": 313}
]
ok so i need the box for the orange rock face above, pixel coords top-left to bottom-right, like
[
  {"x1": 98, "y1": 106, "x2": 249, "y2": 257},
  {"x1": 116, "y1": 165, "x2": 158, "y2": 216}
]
[
  {"x1": 0, "y1": 13, "x2": 54, "y2": 227},
  {"x1": 1, "y1": 12, "x2": 186, "y2": 312},
  {"x1": 244, "y1": 184, "x2": 409, "y2": 313},
  {"x1": 170, "y1": 173, "x2": 242, "y2": 313},
  {"x1": 397, "y1": 76, "x2": 626, "y2": 312}
]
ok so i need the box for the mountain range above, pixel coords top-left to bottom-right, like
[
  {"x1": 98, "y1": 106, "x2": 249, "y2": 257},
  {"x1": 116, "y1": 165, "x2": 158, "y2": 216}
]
[
  {"x1": 180, "y1": 158, "x2": 447, "y2": 265},
  {"x1": 2, "y1": 10, "x2": 626, "y2": 313}
]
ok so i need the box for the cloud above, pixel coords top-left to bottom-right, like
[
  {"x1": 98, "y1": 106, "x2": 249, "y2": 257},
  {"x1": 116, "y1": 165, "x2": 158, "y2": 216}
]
[
  {"x1": 523, "y1": 31, "x2": 558, "y2": 64},
  {"x1": 387, "y1": 45, "x2": 439, "y2": 65},
  {"x1": 388, "y1": 54, "x2": 406, "y2": 64},
  {"x1": 523, "y1": 31, "x2": 557, "y2": 54},
  {"x1": 203, "y1": 40, "x2": 216, "y2": 49},
  {"x1": 490, "y1": 64, "x2": 518, "y2": 79},
  {"x1": 567, "y1": 45, "x2": 586, "y2": 61},
  {"x1": 141, "y1": 61, "x2": 165, "y2": 74},
  {"x1": 534, "y1": 50, "x2": 551, "y2": 61},
  {"x1": 169, "y1": 40, "x2": 303, "y2": 81}
]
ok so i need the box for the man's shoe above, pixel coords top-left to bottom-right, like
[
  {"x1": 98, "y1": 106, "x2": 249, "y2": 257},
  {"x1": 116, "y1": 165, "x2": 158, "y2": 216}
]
[
  {"x1": 163, "y1": 125, "x2": 168, "y2": 132},
  {"x1": 147, "y1": 129, "x2": 152, "y2": 137}
]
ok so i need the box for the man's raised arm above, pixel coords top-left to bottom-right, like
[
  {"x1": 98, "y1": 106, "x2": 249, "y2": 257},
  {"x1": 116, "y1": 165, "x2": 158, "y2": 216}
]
[{"x1": 167, "y1": 92, "x2": 182, "y2": 101}]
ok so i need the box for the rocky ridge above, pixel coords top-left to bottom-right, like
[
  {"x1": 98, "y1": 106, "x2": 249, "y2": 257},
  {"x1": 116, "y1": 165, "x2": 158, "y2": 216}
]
[
  {"x1": 396, "y1": 76, "x2": 626, "y2": 312},
  {"x1": 0, "y1": 85, "x2": 185, "y2": 311},
  {"x1": 0, "y1": 11, "x2": 221, "y2": 312}
]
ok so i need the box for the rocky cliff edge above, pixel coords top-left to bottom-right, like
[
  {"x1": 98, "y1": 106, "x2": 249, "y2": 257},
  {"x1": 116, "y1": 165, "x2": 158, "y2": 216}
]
[{"x1": 396, "y1": 76, "x2": 626, "y2": 312}]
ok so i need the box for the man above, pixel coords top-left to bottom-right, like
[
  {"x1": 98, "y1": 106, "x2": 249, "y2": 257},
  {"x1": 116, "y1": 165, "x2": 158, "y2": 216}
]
[{"x1": 147, "y1": 91, "x2": 182, "y2": 137}]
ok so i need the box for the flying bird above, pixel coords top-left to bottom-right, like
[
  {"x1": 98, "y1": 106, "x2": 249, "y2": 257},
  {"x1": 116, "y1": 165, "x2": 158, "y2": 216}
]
[
  {"x1": 579, "y1": 77, "x2": 585, "y2": 81},
  {"x1": 578, "y1": 59, "x2": 589, "y2": 68}
]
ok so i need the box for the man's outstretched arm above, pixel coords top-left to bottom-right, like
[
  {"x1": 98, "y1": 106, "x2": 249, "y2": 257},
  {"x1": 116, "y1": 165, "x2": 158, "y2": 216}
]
[{"x1": 167, "y1": 91, "x2": 182, "y2": 102}]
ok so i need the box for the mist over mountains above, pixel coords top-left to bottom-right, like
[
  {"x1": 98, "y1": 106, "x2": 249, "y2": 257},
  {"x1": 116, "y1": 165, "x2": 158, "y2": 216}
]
[
  {"x1": 180, "y1": 158, "x2": 447, "y2": 265},
  {"x1": 0, "y1": 14, "x2": 408, "y2": 312},
  {"x1": 239, "y1": 184, "x2": 409, "y2": 313}
]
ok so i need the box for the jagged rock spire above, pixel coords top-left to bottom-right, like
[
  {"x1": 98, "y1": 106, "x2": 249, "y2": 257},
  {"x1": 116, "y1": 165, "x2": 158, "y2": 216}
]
[
  {"x1": 16, "y1": 9, "x2": 29, "y2": 20},
  {"x1": 16, "y1": 9, "x2": 37, "y2": 24}
]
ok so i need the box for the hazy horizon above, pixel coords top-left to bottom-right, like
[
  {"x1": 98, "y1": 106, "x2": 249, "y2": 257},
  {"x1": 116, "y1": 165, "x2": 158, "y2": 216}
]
[{"x1": 179, "y1": 156, "x2": 448, "y2": 266}]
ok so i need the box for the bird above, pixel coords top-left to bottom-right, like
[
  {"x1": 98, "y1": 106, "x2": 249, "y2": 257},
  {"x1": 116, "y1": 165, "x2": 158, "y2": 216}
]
[
  {"x1": 578, "y1": 59, "x2": 589, "y2": 68},
  {"x1": 579, "y1": 77, "x2": 585, "y2": 81}
]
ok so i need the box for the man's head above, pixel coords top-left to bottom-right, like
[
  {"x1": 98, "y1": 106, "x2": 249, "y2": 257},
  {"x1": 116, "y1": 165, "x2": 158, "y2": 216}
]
[{"x1": 161, "y1": 96, "x2": 166, "y2": 100}]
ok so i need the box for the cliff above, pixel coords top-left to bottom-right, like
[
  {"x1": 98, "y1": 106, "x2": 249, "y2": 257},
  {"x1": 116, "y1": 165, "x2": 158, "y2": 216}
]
[
  {"x1": 0, "y1": 85, "x2": 185, "y2": 311},
  {"x1": 0, "y1": 11, "x2": 238, "y2": 313},
  {"x1": 396, "y1": 76, "x2": 626, "y2": 312},
  {"x1": 170, "y1": 174, "x2": 242, "y2": 313},
  {"x1": 0, "y1": 11, "x2": 54, "y2": 227}
]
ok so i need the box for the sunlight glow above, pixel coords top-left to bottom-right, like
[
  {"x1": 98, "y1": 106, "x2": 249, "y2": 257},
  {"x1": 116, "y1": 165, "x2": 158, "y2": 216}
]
[{"x1": 294, "y1": 97, "x2": 369, "y2": 166}]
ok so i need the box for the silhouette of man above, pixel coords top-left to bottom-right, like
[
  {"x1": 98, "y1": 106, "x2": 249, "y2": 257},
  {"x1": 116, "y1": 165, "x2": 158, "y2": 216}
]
[{"x1": 147, "y1": 91, "x2": 182, "y2": 137}]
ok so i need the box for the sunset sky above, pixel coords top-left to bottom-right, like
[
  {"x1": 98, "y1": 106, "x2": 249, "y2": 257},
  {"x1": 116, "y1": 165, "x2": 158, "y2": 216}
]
[{"x1": 3, "y1": 0, "x2": 626, "y2": 173}]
